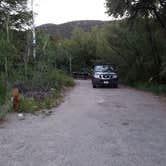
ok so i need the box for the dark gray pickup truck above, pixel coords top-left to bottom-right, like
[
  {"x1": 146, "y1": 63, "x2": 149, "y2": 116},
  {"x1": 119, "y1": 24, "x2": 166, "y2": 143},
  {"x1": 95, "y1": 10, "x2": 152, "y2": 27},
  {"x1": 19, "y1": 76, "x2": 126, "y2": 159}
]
[{"x1": 92, "y1": 65, "x2": 118, "y2": 88}]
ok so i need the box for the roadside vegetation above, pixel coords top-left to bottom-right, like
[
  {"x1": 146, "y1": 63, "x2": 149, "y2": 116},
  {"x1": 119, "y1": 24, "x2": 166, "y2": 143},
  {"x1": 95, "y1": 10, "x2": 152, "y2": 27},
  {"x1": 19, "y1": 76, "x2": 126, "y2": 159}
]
[
  {"x1": 50, "y1": 0, "x2": 166, "y2": 95},
  {"x1": 51, "y1": 19, "x2": 166, "y2": 95},
  {"x1": 0, "y1": 0, "x2": 166, "y2": 120},
  {"x1": 104, "y1": 0, "x2": 166, "y2": 94},
  {"x1": 0, "y1": 0, "x2": 74, "y2": 120}
]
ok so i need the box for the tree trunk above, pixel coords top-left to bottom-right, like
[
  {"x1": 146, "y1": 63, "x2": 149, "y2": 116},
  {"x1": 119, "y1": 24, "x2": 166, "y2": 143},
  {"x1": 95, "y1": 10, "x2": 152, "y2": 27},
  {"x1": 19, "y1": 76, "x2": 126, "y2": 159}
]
[
  {"x1": 5, "y1": 57, "x2": 8, "y2": 77},
  {"x1": 6, "y1": 14, "x2": 10, "y2": 43}
]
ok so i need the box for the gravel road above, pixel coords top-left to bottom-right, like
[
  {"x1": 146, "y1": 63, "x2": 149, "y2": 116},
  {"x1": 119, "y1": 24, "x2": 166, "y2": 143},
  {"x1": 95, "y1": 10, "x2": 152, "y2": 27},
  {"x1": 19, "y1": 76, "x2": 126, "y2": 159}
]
[{"x1": 0, "y1": 80, "x2": 166, "y2": 166}]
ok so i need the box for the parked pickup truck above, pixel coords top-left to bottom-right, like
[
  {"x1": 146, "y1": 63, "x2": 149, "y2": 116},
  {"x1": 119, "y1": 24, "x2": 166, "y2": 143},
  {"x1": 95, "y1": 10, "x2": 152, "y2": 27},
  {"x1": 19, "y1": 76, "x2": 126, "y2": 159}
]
[{"x1": 92, "y1": 65, "x2": 118, "y2": 88}]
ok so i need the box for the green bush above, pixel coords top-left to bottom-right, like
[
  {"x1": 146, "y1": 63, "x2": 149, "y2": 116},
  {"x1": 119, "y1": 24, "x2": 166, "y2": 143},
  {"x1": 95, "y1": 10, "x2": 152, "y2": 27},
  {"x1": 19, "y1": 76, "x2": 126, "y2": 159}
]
[
  {"x1": 43, "y1": 97, "x2": 55, "y2": 110},
  {"x1": 0, "y1": 80, "x2": 7, "y2": 104},
  {"x1": 0, "y1": 100, "x2": 12, "y2": 120},
  {"x1": 131, "y1": 82, "x2": 166, "y2": 95},
  {"x1": 53, "y1": 70, "x2": 74, "y2": 88},
  {"x1": 1, "y1": 69, "x2": 74, "y2": 113},
  {"x1": 26, "y1": 69, "x2": 74, "y2": 91},
  {"x1": 18, "y1": 96, "x2": 39, "y2": 113}
]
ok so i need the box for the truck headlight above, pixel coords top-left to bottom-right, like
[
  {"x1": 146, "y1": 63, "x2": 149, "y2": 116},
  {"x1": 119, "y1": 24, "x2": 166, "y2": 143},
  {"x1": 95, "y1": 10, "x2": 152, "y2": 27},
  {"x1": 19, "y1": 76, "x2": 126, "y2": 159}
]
[
  {"x1": 94, "y1": 74, "x2": 100, "y2": 78},
  {"x1": 112, "y1": 75, "x2": 117, "y2": 79}
]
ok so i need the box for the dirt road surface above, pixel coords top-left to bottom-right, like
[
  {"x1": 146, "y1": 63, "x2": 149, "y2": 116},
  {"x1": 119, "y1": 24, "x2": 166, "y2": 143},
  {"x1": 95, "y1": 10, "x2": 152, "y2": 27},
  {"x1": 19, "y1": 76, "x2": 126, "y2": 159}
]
[{"x1": 0, "y1": 80, "x2": 166, "y2": 166}]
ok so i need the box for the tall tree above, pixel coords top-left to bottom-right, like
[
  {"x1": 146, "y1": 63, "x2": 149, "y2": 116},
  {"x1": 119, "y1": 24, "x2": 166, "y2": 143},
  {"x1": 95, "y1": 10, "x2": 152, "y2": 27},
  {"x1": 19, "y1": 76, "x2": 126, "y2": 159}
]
[
  {"x1": 105, "y1": 0, "x2": 166, "y2": 32},
  {"x1": 0, "y1": 0, "x2": 32, "y2": 79},
  {"x1": 0, "y1": 0, "x2": 32, "y2": 32}
]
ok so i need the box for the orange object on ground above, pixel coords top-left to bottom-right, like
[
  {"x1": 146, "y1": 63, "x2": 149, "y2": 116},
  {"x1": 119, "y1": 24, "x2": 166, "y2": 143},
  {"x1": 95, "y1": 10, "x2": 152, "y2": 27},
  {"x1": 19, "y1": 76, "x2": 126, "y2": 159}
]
[{"x1": 12, "y1": 87, "x2": 20, "y2": 111}]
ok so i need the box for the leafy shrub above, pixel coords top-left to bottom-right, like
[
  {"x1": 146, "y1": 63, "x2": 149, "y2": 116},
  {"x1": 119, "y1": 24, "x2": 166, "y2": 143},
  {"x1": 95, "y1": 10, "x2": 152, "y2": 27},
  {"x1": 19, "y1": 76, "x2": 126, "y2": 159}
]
[
  {"x1": 43, "y1": 97, "x2": 54, "y2": 110},
  {"x1": 26, "y1": 69, "x2": 74, "y2": 91},
  {"x1": 131, "y1": 82, "x2": 166, "y2": 95},
  {"x1": 18, "y1": 96, "x2": 39, "y2": 113},
  {"x1": 52, "y1": 70, "x2": 74, "y2": 88},
  {"x1": 0, "y1": 80, "x2": 7, "y2": 104},
  {"x1": 0, "y1": 100, "x2": 12, "y2": 120},
  {"x1": 4, "y1": 69, "x2": 74, "y2": 113}
]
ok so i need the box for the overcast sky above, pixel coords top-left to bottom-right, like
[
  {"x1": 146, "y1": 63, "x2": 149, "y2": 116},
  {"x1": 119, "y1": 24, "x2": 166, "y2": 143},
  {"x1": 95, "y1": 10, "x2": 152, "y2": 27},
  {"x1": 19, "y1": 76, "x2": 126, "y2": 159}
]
[{"x1": 32, "y1": 0, "x2": 111, "y2": 25}]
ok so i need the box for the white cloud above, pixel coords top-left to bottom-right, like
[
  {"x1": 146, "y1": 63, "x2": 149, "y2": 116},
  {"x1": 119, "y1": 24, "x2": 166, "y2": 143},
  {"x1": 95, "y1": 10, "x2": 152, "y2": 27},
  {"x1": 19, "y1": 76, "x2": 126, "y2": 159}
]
[{"x1": 32, "y1": 0, "x2": 111, "y2": 25}]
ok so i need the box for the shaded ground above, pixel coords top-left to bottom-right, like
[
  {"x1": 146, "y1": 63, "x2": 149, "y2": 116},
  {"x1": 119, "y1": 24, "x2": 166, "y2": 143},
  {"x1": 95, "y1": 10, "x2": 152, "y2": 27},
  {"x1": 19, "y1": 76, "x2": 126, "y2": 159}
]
[{"x1": 0, "y1": 80, "x2": 166, "y2": 166}]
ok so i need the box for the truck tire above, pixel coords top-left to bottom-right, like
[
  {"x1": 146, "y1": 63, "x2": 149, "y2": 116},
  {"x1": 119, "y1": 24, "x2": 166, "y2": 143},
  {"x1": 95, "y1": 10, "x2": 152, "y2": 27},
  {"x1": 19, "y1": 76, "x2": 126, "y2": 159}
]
[{"x1": 114, "y1": 84, "x2": 118, "y2": 88}]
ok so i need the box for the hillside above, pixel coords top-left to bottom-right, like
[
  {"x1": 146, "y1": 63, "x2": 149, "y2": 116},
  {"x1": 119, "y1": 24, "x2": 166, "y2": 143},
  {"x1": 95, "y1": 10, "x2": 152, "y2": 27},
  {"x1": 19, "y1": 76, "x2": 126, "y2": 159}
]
[{"x1": 36, "y1": 20, "x2": 109, "y2": 39}]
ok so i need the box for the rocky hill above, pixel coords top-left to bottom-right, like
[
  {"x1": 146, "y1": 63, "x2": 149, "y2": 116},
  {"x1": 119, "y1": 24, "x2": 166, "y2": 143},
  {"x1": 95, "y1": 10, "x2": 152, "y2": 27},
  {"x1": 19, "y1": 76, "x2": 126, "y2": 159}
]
[{"x1": 36, "y1": 20, "x2": 109, "y2": 39}]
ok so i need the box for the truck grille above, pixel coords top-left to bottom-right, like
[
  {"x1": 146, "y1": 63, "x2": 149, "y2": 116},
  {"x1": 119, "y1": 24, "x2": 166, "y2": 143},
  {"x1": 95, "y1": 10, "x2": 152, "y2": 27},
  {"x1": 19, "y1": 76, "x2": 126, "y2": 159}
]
[
  {"x1": 103, "y1": 75, "x2": 110, "y2": 78},
  {"x1": 100, "y1": 74, "x2": 112, "y2": 79}
]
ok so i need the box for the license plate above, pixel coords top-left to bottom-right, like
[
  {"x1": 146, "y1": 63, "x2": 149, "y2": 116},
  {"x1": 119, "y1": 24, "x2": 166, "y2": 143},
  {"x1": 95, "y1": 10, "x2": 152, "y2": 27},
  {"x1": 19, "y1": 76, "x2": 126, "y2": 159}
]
[{"x1": 104, "y1": 81, "x2": 109, "y2": 84}]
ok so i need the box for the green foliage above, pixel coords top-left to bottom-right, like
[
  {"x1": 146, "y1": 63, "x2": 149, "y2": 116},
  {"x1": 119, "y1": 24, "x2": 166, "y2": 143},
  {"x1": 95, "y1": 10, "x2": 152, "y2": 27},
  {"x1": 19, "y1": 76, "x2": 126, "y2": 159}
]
[
  {"x1": 55, "y1": 28, "x2": 99, "y2": 72},
  {"x1": 53, "y1": 20, "x2": 165, "y2": 95},
  {"x1": 0, "y1": 0, "x2": 32, "y2": 31},
  {"x1": 101, "y1": 20, "x2": 166, "y2": 84},
  {"x1": 27, "y1": 69, "x2": 74, "y2": 91},
  {"x1": 53, "y1": 70, "x2": 75, "y2": 87},
  {"x1": 43, "y1": 97, "x2": 53, "y2": 110},
  {"x1": 105, "y1": 0, "x2": 166, "y2": 33},
  {"x1": 0, "y1": 79, "x2": 7, "y2": 104},
  {"x1": 130, "y1": 82, "x2": 166, "y2": 96},
  {"x1": 17, "y1": 72, "x2": 73, "y2": 113},
  {"x1": 1, "y1": 0, "x2": 165, "y2": 116},
  {"x1": 0, "y1": 100, "x2": 12, "y2": 120},
  {"x1": 0, "y1": 1, "x2": 76, "y2": 116},
  {"x1": 12, "y1": 69, "x2": 74, "y2": 112},
  {"x1": 18, "y1": 96, "x2": 39, "y2": 113}
]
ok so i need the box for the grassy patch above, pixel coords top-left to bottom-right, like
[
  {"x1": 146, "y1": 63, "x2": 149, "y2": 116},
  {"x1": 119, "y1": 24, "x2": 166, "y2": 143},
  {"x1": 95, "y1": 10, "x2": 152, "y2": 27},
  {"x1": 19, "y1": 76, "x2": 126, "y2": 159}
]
[{"x1": 129, "y1": 82, "x2": 166, "y2": 96}]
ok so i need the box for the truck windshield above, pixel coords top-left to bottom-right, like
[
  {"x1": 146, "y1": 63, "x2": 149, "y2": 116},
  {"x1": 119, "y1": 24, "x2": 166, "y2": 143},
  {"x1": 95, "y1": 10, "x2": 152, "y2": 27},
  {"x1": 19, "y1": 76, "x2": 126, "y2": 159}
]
[{"x1": 94, "y1": 65, "x2": 114, "y2": 72}]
